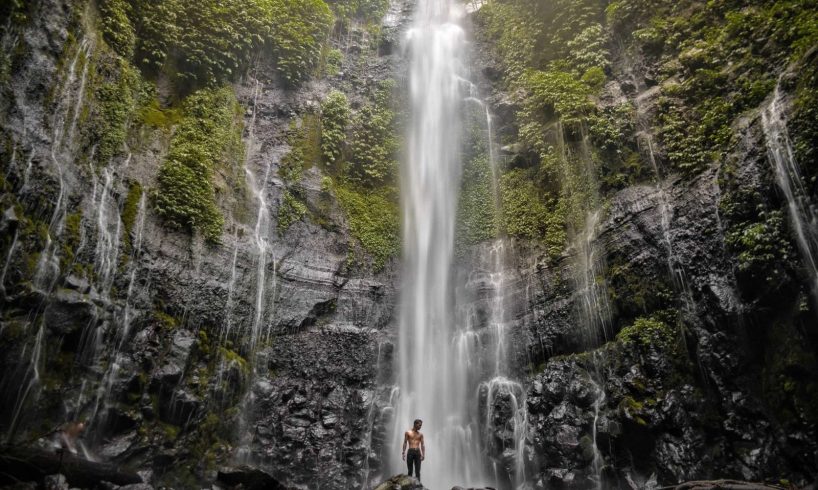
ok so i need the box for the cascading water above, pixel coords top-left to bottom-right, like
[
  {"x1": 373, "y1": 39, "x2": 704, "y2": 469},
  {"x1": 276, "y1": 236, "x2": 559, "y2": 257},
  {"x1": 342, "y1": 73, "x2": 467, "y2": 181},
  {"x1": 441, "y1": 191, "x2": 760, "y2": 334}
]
[
  {"x1": 39, "y1": 39, "x2": 92, "y2": 288},
  {"x1": 121, "y1": 193, "x2": 147, "y2": 346},
  {"x1": 392, "y1": 1, "x2": 485, "y2": 487},
  {"x1": 93, "y1": 165, "x2": 123, "y2": 298},
  {"x1": 245, "y1": 78, "x2": 277, "y2": 353},
  {"x1": 762, "y1": 83, "x2": 818, "y2": 305}
]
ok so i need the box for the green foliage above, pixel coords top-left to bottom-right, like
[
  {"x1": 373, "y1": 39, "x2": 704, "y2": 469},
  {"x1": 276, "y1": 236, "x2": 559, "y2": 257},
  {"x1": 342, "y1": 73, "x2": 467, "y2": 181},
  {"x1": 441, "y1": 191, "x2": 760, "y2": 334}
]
[
  {"x1": 154, "y1": 87, "x2": 242, "y2": 242},
  {"x1": 105, "y1": 0, "x2": 332, "y2": 88},
  {"x1": 791, "y1": 56, "x2": 818, "y2": 195},
  {"x1": 607, "y1": 256, "x2": 674, "y2": 321},
  {"x1": 328, "y1": 0, "x2": 390, "y2": 25},
  {"x1": 173, "y1": 0, "x2": 270, "y2": 83},
  {"x1": 500, "y1": 168, "x2": 566, "y2": 258},
  {"x1": 724, "y1": 210, "x2": 794, "y2": 283},
  {"x1": 324, "y1": 48, "x2": 344, "y2": 76},
  {"x1": 456, "y1": 155, "x2": 499, "y2": 250},
  {"x1": 616, "y1": 316, "x2": 676, "y2": 351},
  {"x1": 129, "y1": 0, "x2": 180, "y2": 70},
  {"x1": 60, "y1": 212, "x2": 83, "y2": 270},
  {"x1": 566, "y1": 24, "x2": 609, "y2": 75},
  {"x1": 99, "y1": 0, "x2": 136, "y2": 58},
  {"x1": 589, "y1": 102, "x2": 636, "y2": 155},
  {"x1": 613, "y1": 0, "x2": 818, "y2": 175},
  {"x1": 581, "y1": 66, "x2": 607, "y2": 92},
  {"x1": 520, "y1": 69, "x2": 594, "y2": 126},
  {"x1": 475, "y1": 0, "x2": 606, "y2": 82},
  {"x1": 122, "y1": 181, "x2": 143, "y2": 238},
  {"x1": 88, "y1": 54, "x2": 142, "y2": 164},
  {"x1": 280, "y1": 114, "x2": 322, "y2": 184},
  {"x1": 321, "y1": 90, "x2": 350, "y2": 165},
  {"x1": 474, "y1": 1, "x2": 542, "y2": 81},
  {"x1": 348, "y1": 80, "x2": 399, "y2": 186},
  {"x1": 334, "y1": 180, "x2": 399, "y2": 271},
  {"x1": 277, "y1": 190, "x2": 307, "y2": 233},
  {"x1": 267, "y1": 0, "x2": 333, "y2": 86}
]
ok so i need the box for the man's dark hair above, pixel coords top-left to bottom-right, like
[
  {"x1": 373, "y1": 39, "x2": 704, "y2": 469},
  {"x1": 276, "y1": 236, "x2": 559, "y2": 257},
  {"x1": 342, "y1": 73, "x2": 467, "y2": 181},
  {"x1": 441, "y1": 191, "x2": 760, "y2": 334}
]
[{"x1": 414, "y1": 419, "x2": 422, "y2": 425}]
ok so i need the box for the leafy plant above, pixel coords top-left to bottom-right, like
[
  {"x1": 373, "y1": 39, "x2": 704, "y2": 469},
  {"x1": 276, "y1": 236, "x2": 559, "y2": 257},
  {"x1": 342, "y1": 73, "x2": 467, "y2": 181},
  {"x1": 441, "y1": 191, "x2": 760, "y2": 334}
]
[
  {"x1": 154, "y1": 87, "x2": 243, "y2": 242},
  {"x1": 321, "y1": 90, "x2": 350, "y2": 165}
]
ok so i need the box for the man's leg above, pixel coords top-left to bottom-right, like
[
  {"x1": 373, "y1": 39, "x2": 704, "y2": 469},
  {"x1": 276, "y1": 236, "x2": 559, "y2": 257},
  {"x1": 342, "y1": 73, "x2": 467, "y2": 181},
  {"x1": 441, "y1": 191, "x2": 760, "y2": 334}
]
[
  {"x1": 415, "y1": 453, "x2": 421, "y2": 481},
  {"x1": 407, "y1": 450, "x2": 414, "y2": 476}
]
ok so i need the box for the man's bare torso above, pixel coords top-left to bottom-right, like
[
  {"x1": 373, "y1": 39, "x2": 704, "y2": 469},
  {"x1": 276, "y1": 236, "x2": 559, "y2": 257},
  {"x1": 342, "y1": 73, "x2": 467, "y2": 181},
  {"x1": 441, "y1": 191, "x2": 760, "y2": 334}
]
[{"x1": 405, "y1": 429, "x2": 423, "y2": 449}]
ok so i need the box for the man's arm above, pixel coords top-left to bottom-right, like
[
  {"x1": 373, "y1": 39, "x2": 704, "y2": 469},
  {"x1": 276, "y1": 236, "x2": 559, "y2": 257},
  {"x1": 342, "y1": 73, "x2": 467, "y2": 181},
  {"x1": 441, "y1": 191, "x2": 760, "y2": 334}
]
[
  {"x1": 420, "y1": 433, "x2": 426, "y2": 461},
  {"x1": 402, "y1": 432, "x2": 408, "y2": 461}
]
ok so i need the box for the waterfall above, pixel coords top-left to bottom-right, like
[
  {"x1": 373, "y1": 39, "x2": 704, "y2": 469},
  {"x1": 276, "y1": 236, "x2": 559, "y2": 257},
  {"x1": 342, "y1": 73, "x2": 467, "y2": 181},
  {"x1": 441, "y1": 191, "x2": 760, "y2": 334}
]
[
  {"x1": 392, "y1": 1, "x2": 484, "y2": 487},
  {"x1": 761, "y1": 84, "x2": 818, "y2": 305},
  {"x1": 93, "y1": 165, "x2": 123, "y2": 298},
  {"x1": 245, "y1": 78, "x2": 277, "y2": 353},
  {"x1": 31, "y1": 39, "x2": 92, "y2": 293}
]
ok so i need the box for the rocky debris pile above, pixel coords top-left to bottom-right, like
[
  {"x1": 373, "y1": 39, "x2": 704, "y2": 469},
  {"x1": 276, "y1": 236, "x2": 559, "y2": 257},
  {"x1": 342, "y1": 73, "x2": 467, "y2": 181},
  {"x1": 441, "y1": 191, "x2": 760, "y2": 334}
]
[
  {"x1": 0, "y1": 447, "x2": 144, "y2": 489},
  {"x1": 373, "y1": 474, "x2": 425, "y2": 490}
]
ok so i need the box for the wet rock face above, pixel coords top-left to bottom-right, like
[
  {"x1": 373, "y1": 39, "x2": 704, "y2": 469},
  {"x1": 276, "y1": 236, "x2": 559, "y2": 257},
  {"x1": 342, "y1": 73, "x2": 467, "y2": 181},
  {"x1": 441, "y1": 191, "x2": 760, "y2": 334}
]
[
  {"x1": 477, "y1": 109, "x2": 818, "y2": 487},
  {"x1": 466, "y1": 9, "x2": 818, "y2": 489},
  {"x1": 0, "y1": 1, "x2": 408, "y2": 489},
  {"x1": 244, "y1": 326, "x2": 395, "y2": 489}
]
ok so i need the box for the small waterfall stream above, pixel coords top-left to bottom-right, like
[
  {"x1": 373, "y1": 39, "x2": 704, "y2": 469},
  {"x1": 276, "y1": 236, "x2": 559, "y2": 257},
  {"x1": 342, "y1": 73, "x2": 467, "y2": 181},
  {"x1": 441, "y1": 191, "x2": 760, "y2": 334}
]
[
  {"x1": 246, "y1": 80, "x2": 277, "y2": 353},
  {"x1": 762, "y1": 83, "x2": 818, "y2": 305}
]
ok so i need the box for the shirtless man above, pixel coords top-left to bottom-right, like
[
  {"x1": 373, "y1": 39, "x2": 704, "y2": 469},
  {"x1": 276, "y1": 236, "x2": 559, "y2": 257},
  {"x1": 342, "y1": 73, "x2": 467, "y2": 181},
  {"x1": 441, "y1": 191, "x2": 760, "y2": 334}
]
[{"x1": 401, "y1": 419, "x2": 425, "y2": 481}]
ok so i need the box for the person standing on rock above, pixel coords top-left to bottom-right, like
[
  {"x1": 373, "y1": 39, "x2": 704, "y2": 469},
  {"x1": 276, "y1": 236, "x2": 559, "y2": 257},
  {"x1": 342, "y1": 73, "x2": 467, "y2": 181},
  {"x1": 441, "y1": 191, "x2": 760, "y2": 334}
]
[{"x1": 402, "y1": 419, "x2": 425, "y2": 481}]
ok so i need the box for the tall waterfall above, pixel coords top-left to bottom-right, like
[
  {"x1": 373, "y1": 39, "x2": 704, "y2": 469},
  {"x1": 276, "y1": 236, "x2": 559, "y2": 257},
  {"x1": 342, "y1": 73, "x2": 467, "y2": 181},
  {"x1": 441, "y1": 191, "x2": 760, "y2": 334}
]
[{"x1": 392, "y1": 1, "x2": 485, "y2": 487}]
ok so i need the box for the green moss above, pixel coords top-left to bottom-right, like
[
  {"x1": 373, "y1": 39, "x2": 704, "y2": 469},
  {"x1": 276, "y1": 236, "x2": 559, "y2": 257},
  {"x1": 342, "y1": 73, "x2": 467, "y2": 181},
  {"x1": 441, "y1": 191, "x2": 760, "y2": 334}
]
[
  {"x1": 280, "y1": 113, "x2": 322, "y2": 184},
  {"x1": 154, "y1": 86, "x2": 243, "y2": 242},
  {"x1": 500, "y1": 168, "x2": 567, "y2": 259},
  {"x1": 161, "y1": 422, "x2": 180, "y2": 441},
  {"x1": 456, "y1": 155, "x2": 499, "y2": 251},
  {"x1": 60, "y1": 212, "x2": 83, "y2": 270},
  {"x1": 334, "y1": 180, "x2": 399, "y2": 271},
  {"x1": 153, "y1": 310, "x2": 178, "y2": 330},
  {"x1": 122, "y1": 182, "x2": 144, "y2": 238},
  {"x1": 607, "y1": 256, "x2": 674, "y2": 321},
  {"x1": 218, "y1": 347, "x2": 249, "y2": 374},
  {"x1": 277, "y1": 190, "x2": 308, "y2": 233}
]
